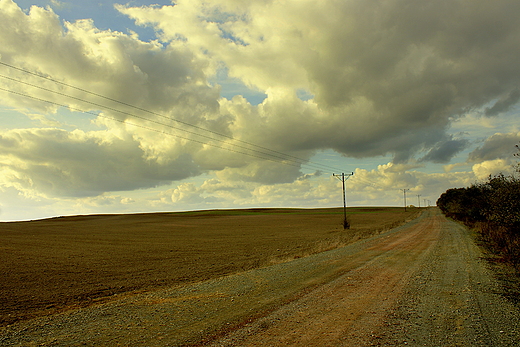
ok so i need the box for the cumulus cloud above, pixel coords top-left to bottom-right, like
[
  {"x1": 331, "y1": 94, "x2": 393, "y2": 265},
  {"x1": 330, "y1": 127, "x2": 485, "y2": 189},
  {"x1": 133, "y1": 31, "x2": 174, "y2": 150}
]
[
  {"x1": 1, "y1": 0, "x2": 520, "y2": 206},
  {"x1": 160, "y1": 162, "x2": 478, "y2": 209},
  {"x1": 472, "y1": 159, "x2": 515, "y2": 181},
  {"x1": 0, "y1": 128, "x2": 201, "y2": 197},
  {"x1": 0, "y1": 3, "x2": 220, "y2": 123},
  {"x1": 170, "y1": 182, "x2": 204, "y2": 204},
  {"x1": 120, "y1": 0, "x2": 520, "y2": 162}
]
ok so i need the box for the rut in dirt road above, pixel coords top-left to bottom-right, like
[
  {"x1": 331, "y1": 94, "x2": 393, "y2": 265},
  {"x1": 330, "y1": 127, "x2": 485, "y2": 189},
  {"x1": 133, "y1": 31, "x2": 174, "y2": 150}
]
[
  {"x1": 1, "y1": 209, "x2": 519, "y2": 346},
  {"x1": 207, "y1": 208, "x2": 520, "y2": 347}
]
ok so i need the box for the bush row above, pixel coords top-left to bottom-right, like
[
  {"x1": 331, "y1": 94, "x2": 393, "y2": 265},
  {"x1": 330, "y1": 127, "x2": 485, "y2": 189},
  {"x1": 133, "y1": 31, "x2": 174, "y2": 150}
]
[{"x1": 437, "y1": 173, "x2": 520, "y2": 268}]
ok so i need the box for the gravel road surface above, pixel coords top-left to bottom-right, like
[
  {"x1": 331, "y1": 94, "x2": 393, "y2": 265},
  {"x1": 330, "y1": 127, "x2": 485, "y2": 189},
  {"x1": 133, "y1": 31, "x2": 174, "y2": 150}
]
[{"x1": 1, "y1": 208, "x2": 519, "y2": 346}]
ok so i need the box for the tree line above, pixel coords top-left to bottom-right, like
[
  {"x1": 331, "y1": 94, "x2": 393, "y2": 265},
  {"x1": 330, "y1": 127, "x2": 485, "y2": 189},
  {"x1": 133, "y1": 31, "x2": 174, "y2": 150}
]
[{"x1": 437, "y1": 164, "x2": 520, "y2": 269}]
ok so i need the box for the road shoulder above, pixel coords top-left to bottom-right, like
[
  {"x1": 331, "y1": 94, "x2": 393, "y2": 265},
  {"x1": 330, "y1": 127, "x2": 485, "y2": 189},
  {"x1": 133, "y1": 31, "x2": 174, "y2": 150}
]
[{"x1": 376, "y1": 216, "x2": 520, "y2": 347}]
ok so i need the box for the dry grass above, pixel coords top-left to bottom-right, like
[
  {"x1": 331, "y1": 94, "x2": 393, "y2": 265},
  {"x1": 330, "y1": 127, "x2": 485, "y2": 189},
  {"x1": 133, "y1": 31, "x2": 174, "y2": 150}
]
[
  {"x1": 0, "y1": 207, "x2": 420, "y2": 325},
  {"x1": 474, "y1": 221, "x2": 520, "y2": 270}
]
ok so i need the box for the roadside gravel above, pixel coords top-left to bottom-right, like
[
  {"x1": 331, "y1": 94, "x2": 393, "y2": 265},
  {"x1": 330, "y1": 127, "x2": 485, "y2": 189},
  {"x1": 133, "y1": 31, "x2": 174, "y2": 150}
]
[
  {"x1": 376, "y1": 216, "x2": 520, "y2": 347},
  {"x1": 206, "y1": 209, "x2": 520, "y2": 346}
]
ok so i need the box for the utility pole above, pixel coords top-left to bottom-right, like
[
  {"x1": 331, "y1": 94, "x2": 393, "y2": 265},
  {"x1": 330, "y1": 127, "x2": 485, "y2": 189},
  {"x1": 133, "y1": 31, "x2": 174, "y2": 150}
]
[
  {"x1": 417, "y1": 194, "x2": 421, "y2": 208},
  {"x1": 424, "y1": 198, "x2": 427, "y2": 207},
  {"x1": 333, "y1": 172, "x2": 354, "y2": 229},
  {"x1": 400, "y1": 188, "x2": 410, "y2": 212}
]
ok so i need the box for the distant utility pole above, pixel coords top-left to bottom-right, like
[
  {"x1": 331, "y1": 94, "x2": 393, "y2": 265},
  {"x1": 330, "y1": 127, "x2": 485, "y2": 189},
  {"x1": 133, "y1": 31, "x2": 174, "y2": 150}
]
[
  {"x1": 333, "y1": 172, "x2": 354, "y2": 229},
  {"x1": 417, "y1": 194, "x2": 421, "y2": 208},
  {"x1": 401, "y1": 188, "x2": 410, "y2": 212},
  {"x1": 424, "y1": 198, "x2": 427, "y2": 207}
]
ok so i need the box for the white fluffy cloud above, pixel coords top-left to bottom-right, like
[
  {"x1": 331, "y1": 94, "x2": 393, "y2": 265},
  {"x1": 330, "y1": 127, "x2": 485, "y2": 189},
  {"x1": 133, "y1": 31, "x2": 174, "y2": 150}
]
[
  {"x1": 472, "y1": 159, "x2": 515, "y2": 181},
  {"x1": 121, "y1": 0, "x2": 520, "y2": 162},
  {"x1": 160, "y1": 162, "x2": 479, "y2": 210},
  {"x1": 0, "y1": 127, "x2": 201, "y2": 197},
  {"x1": 0, "y1": 0, "x2": 519, "y2": 220}
]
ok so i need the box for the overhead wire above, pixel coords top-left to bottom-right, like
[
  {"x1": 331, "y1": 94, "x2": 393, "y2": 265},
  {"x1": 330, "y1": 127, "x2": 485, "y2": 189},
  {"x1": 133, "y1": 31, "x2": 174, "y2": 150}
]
[
  {"x1": 0, "y1": 74, "x2": 313, "y2": 169},
  {"x1": 0, "y1": 79, "x2": 336, "y2": 173},
  {"x1": 0, "y1": 85, "x2": 314, "y2": 168},
  {"x1": 0, "y1": 61, "x2": 346, "y2": 174}
]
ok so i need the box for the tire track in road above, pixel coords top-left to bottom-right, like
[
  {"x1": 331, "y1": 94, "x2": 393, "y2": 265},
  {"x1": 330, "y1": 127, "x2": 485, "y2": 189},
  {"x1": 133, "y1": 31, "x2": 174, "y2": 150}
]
[
  {"x1": 209, "y1": 210, "x2": 520, "y2": 347},
  {"x1": 207, "y1": 210, "x2": 441, "y2": 346},
  {"x1": 377, "y1": 215, "x2": 520, "y2": 347}
]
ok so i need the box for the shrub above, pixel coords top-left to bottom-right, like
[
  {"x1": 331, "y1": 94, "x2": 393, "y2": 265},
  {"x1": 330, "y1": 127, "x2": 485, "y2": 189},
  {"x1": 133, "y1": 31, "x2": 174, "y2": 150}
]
[{"x1": 437, "y1": 173, "x2": 520, "y2": 269}]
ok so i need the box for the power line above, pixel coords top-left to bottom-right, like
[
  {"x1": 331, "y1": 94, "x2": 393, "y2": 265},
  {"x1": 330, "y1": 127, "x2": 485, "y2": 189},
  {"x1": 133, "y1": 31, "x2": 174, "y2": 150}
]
[
  {"x1": 0, "y1": 74, "x2": 318, "y2": 168},
  {"x1": 0, "y1": 86, "x2": 320, "y2": 169},
  {"x1": 0, "y1": 61, "x2": 345, "y2": 174}
]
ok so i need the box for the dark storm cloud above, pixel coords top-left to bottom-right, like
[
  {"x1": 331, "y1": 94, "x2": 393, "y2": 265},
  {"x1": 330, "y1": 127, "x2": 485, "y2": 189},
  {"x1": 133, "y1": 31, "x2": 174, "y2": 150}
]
[
  {"x1": 468, "y1": 132, "x2": 520, "y2": 162},
  {"x1": 485, "y1": 89, "x2": 520, "y2": 117},
  {"x1": 421, "y1": 137, "x2": 470, "y2": 164}
]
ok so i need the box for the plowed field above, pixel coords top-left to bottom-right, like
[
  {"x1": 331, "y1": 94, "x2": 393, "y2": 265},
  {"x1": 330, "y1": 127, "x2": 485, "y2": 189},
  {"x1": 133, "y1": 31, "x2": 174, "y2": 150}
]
[
  {"x1": 0, "y1": 207, "x2": 417, "y2": 326},
  {"x1": 3, "y1": 208, "x2": 519, "y2": 346}
]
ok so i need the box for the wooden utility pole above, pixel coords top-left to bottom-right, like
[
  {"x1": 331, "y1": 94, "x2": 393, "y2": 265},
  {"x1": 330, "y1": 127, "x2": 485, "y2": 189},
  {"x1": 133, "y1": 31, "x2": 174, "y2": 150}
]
[
  {"x1": 333, "y1": 172, "x2": 354, "y2": 229},
  {"x1": 417, "y1": 194, "x2": 421, "y2": 208},
  {"x1": 401, "y1": 188, "x2": 410, "y2": 212}
]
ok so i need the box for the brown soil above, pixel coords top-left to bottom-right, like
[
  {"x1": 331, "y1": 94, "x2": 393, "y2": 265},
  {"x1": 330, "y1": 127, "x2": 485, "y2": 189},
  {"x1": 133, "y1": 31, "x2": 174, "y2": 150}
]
[
  {"x1": 0, "y1": 207, "x2": 416, "y2": 327},
  {"x1": 3, "y1": 208, "x2": 518, "y2": 346}
]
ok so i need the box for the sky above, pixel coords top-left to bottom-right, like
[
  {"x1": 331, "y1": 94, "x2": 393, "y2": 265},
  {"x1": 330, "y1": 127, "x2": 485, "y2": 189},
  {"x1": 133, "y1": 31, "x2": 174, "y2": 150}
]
[{"x1": 0, "y1": 0, "x2": 519, "y2": 221}]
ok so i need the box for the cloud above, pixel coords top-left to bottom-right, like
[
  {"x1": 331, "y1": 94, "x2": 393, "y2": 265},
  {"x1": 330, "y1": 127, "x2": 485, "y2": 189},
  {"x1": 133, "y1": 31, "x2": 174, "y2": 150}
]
[
  {"x1": 170, "y1": 182, "x2": 204, "y2": 204},
  {"x1": 162, "y1": 161, "x2": 478, "y2": 209},
  {"x1": 0, "y1": 0, "x2": 220, "y2": 121},
  {"x1": 50, "y1": 0, "x2": 65, "y2": 8},
  {"x1": 485, "y1": 89, "x2": 520, "y2": 117},
  {"x1": 0, "y1": 128, "x2": 201, "y2": 197},
  {"x1": 1, "y1": 0, "x2": 520, "y2": 204},
  {"x1": 472, "y1": 159, "x2": 515, "y2": 181},
  {"x1": 120, "y1": 0, "x2": 520, "y2": 163},
  {"x1": 348, "y1": 162, "x2": 476, "y2": 205},
  {"x1": 421, "y1": 136, "x2": 469, "y2": 163},
  {"x1": 468, "y1": 132, "x2": 520, "y2": 162}
]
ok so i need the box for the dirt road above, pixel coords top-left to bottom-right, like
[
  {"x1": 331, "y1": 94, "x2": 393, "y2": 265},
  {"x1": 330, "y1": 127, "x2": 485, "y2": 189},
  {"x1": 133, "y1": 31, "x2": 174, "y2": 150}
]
[{"x1": 1, "y1": 209, "x2": 519, "y2": 346}]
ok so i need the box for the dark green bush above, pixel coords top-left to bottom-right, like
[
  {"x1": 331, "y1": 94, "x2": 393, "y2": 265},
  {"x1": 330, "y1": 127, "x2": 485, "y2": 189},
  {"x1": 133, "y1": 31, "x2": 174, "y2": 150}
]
[{"x1": 437, "y1": 174, "x2": 520, "y2": 268}]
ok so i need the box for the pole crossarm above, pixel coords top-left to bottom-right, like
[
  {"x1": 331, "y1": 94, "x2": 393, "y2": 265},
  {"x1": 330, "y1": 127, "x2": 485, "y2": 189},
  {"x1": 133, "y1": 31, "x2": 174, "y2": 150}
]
[{"x1": 333, "y1": 172, "x2": 354, "y2": 229}]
